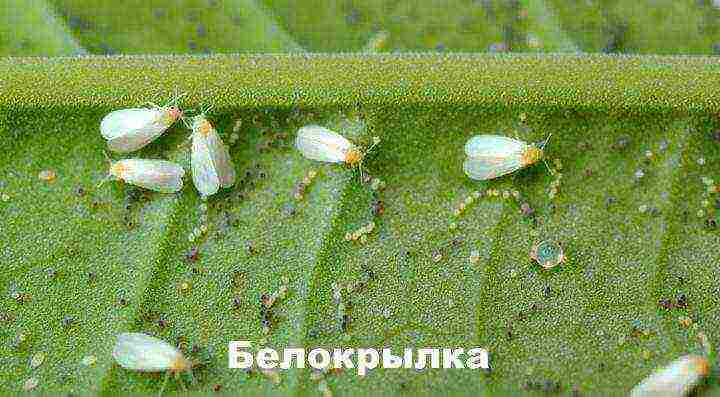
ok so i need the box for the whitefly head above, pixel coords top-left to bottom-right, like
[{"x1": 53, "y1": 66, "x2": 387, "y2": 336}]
[
  {"x1": 160, "y1": 91, "x2": 187, "y2": 124},
  {"x1": 523, "y1": 133, "x2": 553, "y2": 170}
]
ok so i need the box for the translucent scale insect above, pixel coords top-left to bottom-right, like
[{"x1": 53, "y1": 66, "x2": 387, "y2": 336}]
[
  {"x1": 100, "y1": 93, "x2": 185, "y2": 153},
  {"x1": 295, "y1": 125, "x2": 379, "y2": 179},
  {"x1": 113, "y1": 332, "x2": 195, "y2": 395},
  {"x1": 463, "y1": 134, "x2": 551, "y2": 180},
  {"x1": 630, "y1": 355, "x2": 709, "y2": 397},
  {"x1": 184, "y1": 107, "x2": 236, "y2": 198},
  {"x1": 102, "y1": 157, "x2": 185, "y2": 193}
]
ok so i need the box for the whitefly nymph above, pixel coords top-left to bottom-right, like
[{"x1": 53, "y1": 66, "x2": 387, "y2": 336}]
[
  {"x1": 113, "y1": 332, "x2": 195, "y2": 394},
  {"x1": 530, "y1": 240, "x2": 565, "y2": 269},
  {"x1": 104, "y1": 158, "x2": 185, "y2": 193},
  {"x1": 187, "y1": 111, "x2": 236, "y2": 198},
  {"x1": 630, "y1": 355, "x2": 709, "y2": 397},
  {"x1": 295, "y1": 125, "x2": 379, "y2": 179},
  {"x1": 463, "y1": 134, "x2": 551, "y2": 180},
  {"x1": 100, "y1": 94, "x2": 185, "y2": 153}
]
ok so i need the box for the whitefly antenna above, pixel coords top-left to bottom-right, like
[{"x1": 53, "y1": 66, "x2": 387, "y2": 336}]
[
  {"x1": 357, "y1": 136, "x2": 381, "y2": 184},
  {"x1": 97, "y1": 151, "x2": 114, "y2": 188},
  {"x1": 541, "y1": 133, "x2": 553, "y2": 149}
]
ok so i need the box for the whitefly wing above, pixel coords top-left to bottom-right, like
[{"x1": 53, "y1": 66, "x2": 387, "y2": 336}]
[
  {"x1": 101, "y1": 109, "x2": 157, "y2": 139},
  {"x1": 102, "y1": 108, "x2": 172, "y2": 153},
  {"x1": 295, "y1": 125, "x2": 352, "y2": 163},
  {"x1": 463, "y1": 157, "x2": 525, "y2": 180},
  {"x1": 121, "y1": 159, "x2": 184, "y2": 193},
  {"x1": 206, "y1": 127, "x2": 236, "y2": 188},
  {"x1": 630, "y1": 355, "x2": 708, "y2": 397},
  {"x1": 191, "y1": 133, "x2": 221, "y2": 197},
  {"x1": 463, "y1": 135, "x2": 529, "y2": 181},
  {"x1": 113, "y1": 333, "x2": 182, "y2": 372},
  {"x1": 464, "y1": 135, "x2": 527, "y2": 158}
]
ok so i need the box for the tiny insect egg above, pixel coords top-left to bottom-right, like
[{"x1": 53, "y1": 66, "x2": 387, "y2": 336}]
[
  {"x1": 678, "y1": 316, "x2": 693, "y2": 328},
  {"x1": 81, "y1": 355, "x2": 97, "y2": 366},
  {"x1": 697, "y1": 157, "x2": 706, "y2": 166},
  {"x1": 464, "y1": 196, "x2": 474, "y2": 206},
  {"x1": 490, "y1": 189, "x2": 499, "y2": 197},
  {"x1": 179, "y1": 281, "x2": 191, "y2": 292},
  {"x1": 638, "y1": 204, "x2": 648, "y2": 213},
  {"x1": 38, "y1": 169, "x2": 57, "y2": 182},
  {"x1": 1, "y1": 193, "x2": 10, "y2": 202},
  {"x1": 469, "y1": 250, "x2": 480, "y2": 264},
  {"x1": 30, "y1": 352, "x2": 45, "y2": 368},
  {"x1": 432, "y1": 251, "x2": 443, "y2": 263},
  {"x1": 634, "y1": 169, "x2": 645, "y2": 180},
  {"x1": 472, "y1": 190, "x2": 482, "y2": 199},
  {"x1": 344, "y1": 232, "x2": 352, "y2": 241},
  {"x1": 502, "y1": 190, "x2": 510, "y2": 199},
  {"x1": 23, "y1": 377, "x2": 39, "y2": 392},
  {"x1": 512, "y1": 190, "x2": 520, "y2": 199},
  {"x1": 359, "y1": 235, "x2": 368, "y2": 244},
  {"x1": 697, "y1": 209, "x2": 705, "y2": 218}
]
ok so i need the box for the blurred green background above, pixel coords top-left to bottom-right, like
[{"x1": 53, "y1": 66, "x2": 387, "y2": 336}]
[{"x1": 2, "y1": 0, "x2": 720, "y2": 56}]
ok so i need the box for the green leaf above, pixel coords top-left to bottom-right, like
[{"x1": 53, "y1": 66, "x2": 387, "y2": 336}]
[{"x1": 3, "y1": 1, "x2": 720, "y2": 395}]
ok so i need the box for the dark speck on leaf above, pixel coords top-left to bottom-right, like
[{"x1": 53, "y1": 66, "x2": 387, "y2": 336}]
[
  {"x1": 308, "y1": 328, "x2": 319, "y2": 339},
  {"x1": 345, "y1": 9, "x2": 360, "y2": 25},
  {"x1": 185, "y1": 247, "x2": 200, "y2": 262},
  {"x1": 659, "y1": 298, "x2": 673, "y2": 309},
  {"x1": 188, "y1": 41, "x2": 197, "y2": 51},
  {"x1": 706, "y1": 218, "x2": 717, "y2": 229},
  {"x1": 197, "y1": 24, "x2": 207, "y2": 37},
  {"x1": 372, "y1": 200, "x2": 384, "y2": 216},
  {"x1": 676, "y1": 293, "x2": 688, "y2": 308},
  {"x1": 62, "y1": 316, "x2": 75, "y2": 327}
]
